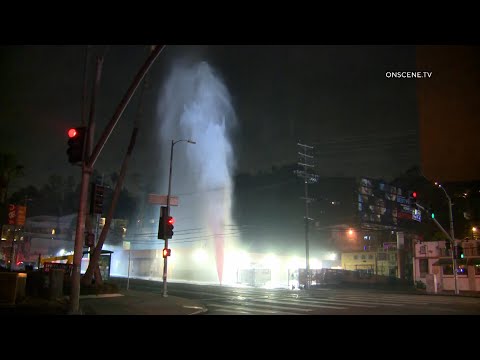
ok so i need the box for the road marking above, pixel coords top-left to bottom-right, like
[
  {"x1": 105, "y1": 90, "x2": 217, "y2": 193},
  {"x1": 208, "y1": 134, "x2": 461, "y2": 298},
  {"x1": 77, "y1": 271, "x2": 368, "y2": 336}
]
[
  {"x1": 250, "y1": 298, "x2": 347, "y2": 310},
  {"x1": 207, "y1": 303, "x2": 298, "y2": 315},
  {"x1": 333, "y1": 296, "x2": 428, "y2": 306},
  {"x1": 222, "y1": 300, "x2": 313, "y2": 312},
  {"x1": 207, "y1": 306, "x2": 252, "y2": 315},
  {"x1": 283, "y1": 298, "x2": 376, "y2": 308}
]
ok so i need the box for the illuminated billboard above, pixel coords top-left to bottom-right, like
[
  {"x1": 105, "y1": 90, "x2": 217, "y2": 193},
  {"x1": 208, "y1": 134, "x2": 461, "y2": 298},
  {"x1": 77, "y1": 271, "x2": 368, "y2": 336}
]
[{"x1": 357, "y1": 178, "x2": 419, "y2": 227}]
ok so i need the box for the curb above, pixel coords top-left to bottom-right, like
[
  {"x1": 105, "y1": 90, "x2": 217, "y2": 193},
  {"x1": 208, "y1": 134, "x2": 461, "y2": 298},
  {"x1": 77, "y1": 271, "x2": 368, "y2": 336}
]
[
  {"x1": 79, "y1": 293, "x2": 124, "y2": 299},
  {"x1": 183, "y1": 304, "x2": 209, "y2": 315}
]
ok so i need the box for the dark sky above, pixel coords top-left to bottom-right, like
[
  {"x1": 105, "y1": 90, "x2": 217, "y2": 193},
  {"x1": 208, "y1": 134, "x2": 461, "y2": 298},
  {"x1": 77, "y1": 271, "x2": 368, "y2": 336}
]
[{"x1": 1, "y1": 45, "x2": 422, "y2": 193}]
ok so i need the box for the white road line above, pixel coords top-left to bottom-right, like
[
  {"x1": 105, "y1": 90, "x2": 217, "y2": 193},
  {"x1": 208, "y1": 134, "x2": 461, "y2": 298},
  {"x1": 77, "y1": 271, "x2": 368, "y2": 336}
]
[
  {"x1": 206, "y1": 305, "x2": 251, "y2": 315},
  {"x1": 207, "y1": 303, "x2": 298, "y2": 315},
  {"x1": 333, "y1": 296, "x2": 430, "y2": 305},
  {"x1": 222, "y1": 300, "x2": 314, "y2": 312},
  {"x1": 282, "y1": 298, "x2": 376, "y2": 308},
  {"x1": 301, "y1": 297, "x2": 405, "y2": 307},
  {"x1": 172, "y1": 288, "x2": 370, "y2": 308},
  {"x1": 249, "y1": 298, "x2": 348, "y2": 310}
]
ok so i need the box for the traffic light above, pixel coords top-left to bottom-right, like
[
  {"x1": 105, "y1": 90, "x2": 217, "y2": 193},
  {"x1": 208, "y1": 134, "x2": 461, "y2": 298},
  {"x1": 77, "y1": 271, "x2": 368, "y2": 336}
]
[
  {"x1": 410, "y1": 191, "x2": 417, "y2": 207},
  {"x1": 428, "y1": 204, "x2": 435, "y2": 219},
  {"x1": 66, "y1": 126, "x2": 87, "y2": 164},
  {"x1": 453, "y1": 245, "x2": 464, "y2": 259},
  {"x1": 166, "y1": 216, "x2": 174, "y2": 239},
  {"x1": 90, "y1": 183, "x2": 105, "y2": 215},
  {"x1": 162, "y1": 248, "x2": 171, "y2": 258},
  {"x1": 158, "y1": 206, "x2": 168, "y2": 239}
]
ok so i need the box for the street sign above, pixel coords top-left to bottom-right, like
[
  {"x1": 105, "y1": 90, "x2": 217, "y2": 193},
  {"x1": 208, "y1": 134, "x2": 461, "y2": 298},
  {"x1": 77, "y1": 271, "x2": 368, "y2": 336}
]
[
  {"x1": 412, "y1": 209, "x2": 422, "y2": 222},
  {"x1": 8, "y1": 204, "x2": 16, "y2": 225},
  {"x1": 16, "y1": 206, "x2": 26, "y2": 225},
  {"x1": 7, "y1": 204, "x2": 27, "y2": 225},
  {"x1": 147, "y1": 193, "x2": 179, "y2": 206}
]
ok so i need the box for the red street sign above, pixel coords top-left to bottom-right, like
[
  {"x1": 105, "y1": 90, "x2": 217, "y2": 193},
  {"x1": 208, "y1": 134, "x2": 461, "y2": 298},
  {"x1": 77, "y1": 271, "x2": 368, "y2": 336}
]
[
  {"x1": 15, "y1": 205, "x2": 26, "y2": 226},
  {"x1": 147, "y1": 194, "x2": 179, "y2": 206}
]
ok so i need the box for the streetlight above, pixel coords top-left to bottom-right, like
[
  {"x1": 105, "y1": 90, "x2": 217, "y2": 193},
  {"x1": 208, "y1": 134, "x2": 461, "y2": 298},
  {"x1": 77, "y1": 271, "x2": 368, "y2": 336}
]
[
  {"x1": 162, "y1": 138, "x2": 196, "y2": 298},
  {"x1": 435, "y1": 182, "x2": 459, "y2": 295}
]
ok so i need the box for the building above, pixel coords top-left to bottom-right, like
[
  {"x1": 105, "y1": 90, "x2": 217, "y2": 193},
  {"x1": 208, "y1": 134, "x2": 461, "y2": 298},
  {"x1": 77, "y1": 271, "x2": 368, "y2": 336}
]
[
  {"x1": 413, "y1": 239, "x2": 480, "y2": 292},
  {"x1": 341, "y1": 242, "x2": 398, "y2": 277}
]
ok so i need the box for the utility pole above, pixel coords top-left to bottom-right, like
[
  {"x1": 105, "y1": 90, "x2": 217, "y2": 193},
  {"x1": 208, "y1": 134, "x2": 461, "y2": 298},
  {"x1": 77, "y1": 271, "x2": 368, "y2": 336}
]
[{"x1": 296, "y1": 142, "x2": 317, "y2": 289}]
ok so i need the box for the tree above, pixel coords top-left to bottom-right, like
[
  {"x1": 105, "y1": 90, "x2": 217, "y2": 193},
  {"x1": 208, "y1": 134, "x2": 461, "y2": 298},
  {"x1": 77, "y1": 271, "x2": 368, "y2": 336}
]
[
  {"x1": 431, "y1": 231, "x2": 448, "y2": 242},
  {"x1": 0, "y1": 152, "x2": 24, "y2": 205}
]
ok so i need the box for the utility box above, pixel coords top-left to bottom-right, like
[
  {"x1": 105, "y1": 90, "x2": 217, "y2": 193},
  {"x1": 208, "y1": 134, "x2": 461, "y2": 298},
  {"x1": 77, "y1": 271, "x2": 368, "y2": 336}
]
[
  {"x1": 238, "y1": 269, "x2": 271, "y2": 287},
  {"x1": 48, "y1": 269, "x2": 64, "y2": 300},
  {"x1": 426, "y1": 273, "x2": 439, "y2": 294}
]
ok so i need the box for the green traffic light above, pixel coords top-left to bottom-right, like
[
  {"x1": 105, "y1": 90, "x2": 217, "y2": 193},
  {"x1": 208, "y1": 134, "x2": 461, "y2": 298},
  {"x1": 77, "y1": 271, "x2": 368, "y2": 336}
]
[{"x1": 431, "y1": 212, "x2": 435, "y2": 219}]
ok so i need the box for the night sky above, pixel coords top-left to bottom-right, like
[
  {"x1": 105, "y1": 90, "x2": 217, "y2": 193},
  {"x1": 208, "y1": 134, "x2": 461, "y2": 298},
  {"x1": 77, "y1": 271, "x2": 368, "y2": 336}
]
[{"x1": 3, "y1": 45, "x2": 473, "y2": 194}]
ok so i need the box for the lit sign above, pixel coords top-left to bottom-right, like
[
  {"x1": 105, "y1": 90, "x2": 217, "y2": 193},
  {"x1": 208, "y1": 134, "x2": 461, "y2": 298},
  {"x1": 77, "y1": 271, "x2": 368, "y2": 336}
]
[{"x1": 413, "y1": 209, "x2": 422, "y2": 222}]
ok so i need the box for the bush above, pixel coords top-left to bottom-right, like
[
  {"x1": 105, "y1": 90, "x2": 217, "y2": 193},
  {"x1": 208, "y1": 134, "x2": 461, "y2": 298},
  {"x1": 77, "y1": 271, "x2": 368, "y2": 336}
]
[
  {"x1": 79, "y1": 281, "x2": 120, "y2": 295},
  {"x1": 415, "y1": 280, "x2": 426, "y2": 290}
]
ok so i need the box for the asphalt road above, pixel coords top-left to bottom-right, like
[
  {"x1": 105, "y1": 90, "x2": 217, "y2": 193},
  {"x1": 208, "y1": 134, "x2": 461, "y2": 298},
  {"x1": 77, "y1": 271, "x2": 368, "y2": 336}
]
[{"x1": 110, "y1": 277, "x2": 480, "y2": 315}]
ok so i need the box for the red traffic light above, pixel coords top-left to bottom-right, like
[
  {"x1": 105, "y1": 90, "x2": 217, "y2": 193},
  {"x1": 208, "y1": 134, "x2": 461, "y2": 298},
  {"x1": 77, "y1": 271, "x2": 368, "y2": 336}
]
[
  {"x1": 412, "y1": 192, "x2": 417, "y2": 198},
  {"x1": 162, "y1": 248, "x2": 171, "y2": 258},
  {"x1": 67, "y1": 126, "x2": 87, "y2": 164},
  {"x1": 167, "y1": 216, "x2": 175, "y2": 225},
  {"x1": 68, "y1": 128, "x2": 78, "y2": 138}
]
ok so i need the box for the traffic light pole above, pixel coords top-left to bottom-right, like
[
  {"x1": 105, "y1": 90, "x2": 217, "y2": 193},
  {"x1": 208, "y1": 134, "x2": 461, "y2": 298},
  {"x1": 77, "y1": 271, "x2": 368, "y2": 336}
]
[
  {"x1": 69, "y1": 165, "x2": 91, "y2": 314},
  {"x1": 88, "y1": 46, "x2": 165, "y2": 169},
  {"x1": 162, "y1": 139, "x2": 195, "y2": 297},
  {"x1": 162, "y1": 140, "x2": 174, "y2": 298},
  {"x1": 69, "y1": 55, "x2": 103, "y2": 314},
  {"x1": 416, "y1": 202, "x2": 459, "y2": 295},
  {"x1": 69, "y1": 45, "x2": 164, "y2": 314},
  {"x1": 433, "y1": 183, "x2": 459, "y2": 295}
]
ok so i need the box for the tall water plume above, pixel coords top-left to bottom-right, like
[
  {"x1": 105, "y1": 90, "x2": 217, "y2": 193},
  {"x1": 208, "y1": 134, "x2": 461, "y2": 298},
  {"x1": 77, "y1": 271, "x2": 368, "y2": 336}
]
[{"x1": 157, "y1": 60, "x2": 237, "y2": 284}]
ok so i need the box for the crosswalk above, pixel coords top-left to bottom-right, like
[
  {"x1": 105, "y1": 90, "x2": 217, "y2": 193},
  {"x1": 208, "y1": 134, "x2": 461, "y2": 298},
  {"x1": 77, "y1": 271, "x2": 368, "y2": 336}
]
[{"x1": 169, "y1": 286, "x2": 480, "y2": 315}]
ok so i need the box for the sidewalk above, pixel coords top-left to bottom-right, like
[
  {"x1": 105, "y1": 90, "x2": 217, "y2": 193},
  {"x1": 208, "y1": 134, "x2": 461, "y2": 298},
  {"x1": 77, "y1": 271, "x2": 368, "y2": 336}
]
[
  {"x1": 1, "y1": 289, "x2": 208, "y2": 315},
  {"x1": 79, "y1": 289, "x2": 208, "y2": 315}
]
